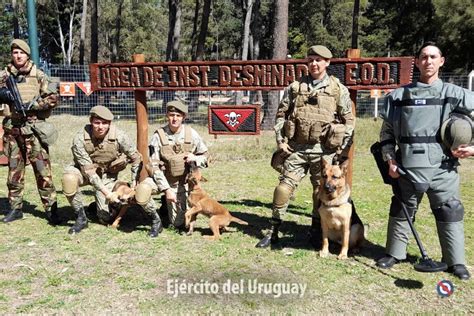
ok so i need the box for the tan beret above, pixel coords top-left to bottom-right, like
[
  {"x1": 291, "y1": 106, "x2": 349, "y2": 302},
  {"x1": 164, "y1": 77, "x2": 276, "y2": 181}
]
[
  {"x1": 307, "y1": 45, "x2": 332, "y2": 59},
  {"x1": 166, "y1": 100, "x2": 188, "y2": 114},
  {"x1": 11, "y1": 39, "x2": 31, "y2": 56},
  {"x1": 90, "y1": 105, "x2": 114, "y2": 121}
]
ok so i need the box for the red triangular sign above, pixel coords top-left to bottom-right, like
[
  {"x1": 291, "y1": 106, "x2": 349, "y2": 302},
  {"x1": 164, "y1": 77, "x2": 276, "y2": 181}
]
[
  {"x1": 213, "y1": 109, "x2": 254, "y2": 132},
  {"x1": 76, "y1": 82, "x2": 93, "y2": 96}
]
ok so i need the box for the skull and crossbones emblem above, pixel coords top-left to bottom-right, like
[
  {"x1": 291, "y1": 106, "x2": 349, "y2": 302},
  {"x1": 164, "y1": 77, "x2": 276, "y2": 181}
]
[{"x1": 224, "y1": 111, "x2": 242, "y2": 127}]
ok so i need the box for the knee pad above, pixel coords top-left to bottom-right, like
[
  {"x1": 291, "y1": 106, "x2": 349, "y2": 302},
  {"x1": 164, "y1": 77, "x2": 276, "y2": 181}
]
[
  {"x1": 135, "y1": 182, "x2": 153, "y2": 206},
  {"x1": 62, "y1": 173, "x2": 79, "y2": 197},
  {"x1": 433, "y1": 198, "x2": 464, "y2": 222},
  {"x1": 273, "y1": 182, "x2": 293, "y2": 208},
  {"x1": 389, "y1": 196, "x2": 416, "y2": 220}
]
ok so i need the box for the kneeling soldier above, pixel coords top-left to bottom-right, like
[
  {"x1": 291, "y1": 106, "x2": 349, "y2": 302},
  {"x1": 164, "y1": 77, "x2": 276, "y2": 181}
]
[{"x1": 62, "y1": 106, "x2": 163, "y2": 237}]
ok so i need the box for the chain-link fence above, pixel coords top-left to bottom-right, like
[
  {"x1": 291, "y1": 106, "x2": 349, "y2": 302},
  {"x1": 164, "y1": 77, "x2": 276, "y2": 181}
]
[{"x1": 45, "y1": 64, "x2": 472, "y2": 125}]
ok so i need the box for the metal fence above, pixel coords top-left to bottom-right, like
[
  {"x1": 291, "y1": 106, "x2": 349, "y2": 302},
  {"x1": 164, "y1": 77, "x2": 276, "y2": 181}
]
[{"x1": 45, "y1": 64, "x2": 473, "y2": 125}]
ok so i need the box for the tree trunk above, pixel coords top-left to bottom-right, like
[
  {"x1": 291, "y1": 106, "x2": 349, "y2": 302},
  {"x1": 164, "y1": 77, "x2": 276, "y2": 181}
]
[
  {"x1": 166, "y1": 0, "x2": 182, "y2": 62},
  {"x1": 112, "y1": 0, "x2": 124, "y2": 62},
  {"x1": 12, "y1": 0, "x2": 20, "y2": 38},
  {"x1": 351, "y1": 0, "x2": 360, "y2": 49},
  {"x1": 90, "y1": 0, "x2": 98, "y2": 63},
  {"x1": 188, "y1": 0, "x2": 212, "y2": 114},
  {"x1": 79, "y1": 0, "x2": 88, "y2": 65},
  {"x1": 195, "y1": 0, "x2": 211, "y2": 61},
  {"x1": 262, "y1": 0, "x2": 288, "y2": 130},
  {"x1": 55, "y1": 1, "x2": 76, "y2": 66},
  {"x1": 190, "y1": 0, "x2": 200, "y2": 52},
  {"x1": 250, "y1": 0, "x2": 263, "y2": 111},
  {"x1": 236, "y1": 0, "x2": 254, "y2": 106},
  {"x1": 66, "y1": 1, "x2": 76, "y2": 65},
  {"x1": 57, "y1": 17, "x2": 67, "y2": 65},
  {"x1": 164, "y1": 0, "x2": 182, "y2": 111},
  {"x1": 241, "y1": 0, "x2": 254, "y2": 61}
]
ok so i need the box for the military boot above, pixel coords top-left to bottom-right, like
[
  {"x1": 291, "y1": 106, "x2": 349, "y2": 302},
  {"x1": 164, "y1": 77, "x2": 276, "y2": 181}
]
[
  {"x1": 308, "y1": 216, "x2": 323, "y2": 249},
  {"x1": 149, "y1": 211, "x2": 164, "y2": 238},
  {"x1": 255, "y1": 218, "x2": 281, "y2": 248},
  {"x1": 68, "y1": 207, "x2": 88, "y2": 234},
  {"x1": 159, "y1": 194, "x2": 170, "y2": 228},
  {"x1": 2, "y1": 209, "x2": 23, "y2": 223},
  {"x1": 45, "y1": 202, "x2": 61, "y2": 225}
]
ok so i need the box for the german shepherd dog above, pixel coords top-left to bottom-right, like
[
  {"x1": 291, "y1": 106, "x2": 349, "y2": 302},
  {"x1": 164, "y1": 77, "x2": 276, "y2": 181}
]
[
  {"x1": 184, "y1": 163, "x2": 248, "y2": 240},
  {"x1": 318, "y1": 159, "x2": 365, "y2": 260},
  {"x1": 109, "y1": 181, "x2": 136, "y2": 228}
]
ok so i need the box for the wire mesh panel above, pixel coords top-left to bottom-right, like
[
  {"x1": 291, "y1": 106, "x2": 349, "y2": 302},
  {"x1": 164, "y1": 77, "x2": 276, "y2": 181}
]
[{"x1": 45, "y1": 64, "x2": 471, "y2": 124}]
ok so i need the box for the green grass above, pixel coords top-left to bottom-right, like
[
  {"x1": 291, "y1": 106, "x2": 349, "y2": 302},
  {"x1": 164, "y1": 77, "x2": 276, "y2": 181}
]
[{"x1": 0, "y1": 115, "x2": 473, "y2": 314}]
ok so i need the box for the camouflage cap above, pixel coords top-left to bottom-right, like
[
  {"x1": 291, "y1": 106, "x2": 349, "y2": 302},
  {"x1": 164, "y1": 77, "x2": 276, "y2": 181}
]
[
  {"x1": 11, "y1": 39, "x2": 31, "y2": 56},
  {"x1": 441, "y1": 114, "x2": 473, "y2": 150},
  {"x1": 307, "y1": 45, "x2": 332, "y2": 59},
  {"x1": 90, "y1": 105, "x2": 114, "y2": 121},
  {"x1": 166, "y1": 100, "x2": 188, "y2": 114}
]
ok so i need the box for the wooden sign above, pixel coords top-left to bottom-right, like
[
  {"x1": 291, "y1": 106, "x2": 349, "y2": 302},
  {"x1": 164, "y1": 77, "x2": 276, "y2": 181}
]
[
  {"x1": 90, "y1": 57, "x2": 413, "y2": 92},
  {"x1": 208, "y1": 105, "x2": 260, "y2": 135}
]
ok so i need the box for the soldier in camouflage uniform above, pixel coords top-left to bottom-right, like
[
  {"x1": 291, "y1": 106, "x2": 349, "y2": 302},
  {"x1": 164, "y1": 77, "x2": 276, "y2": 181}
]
[
  {"x1": 0, "y1": 39, "x2": 59, "y2": 224},
  {"x1": 140, "y1": 100, "x2": 208, "y2": 230},
  {"x1": 256, "y1": 45, "x2": 354, "y2": 248},
  {"x1": 62, "y1": 106, "x2": 163, "y2": 237},
  {"x1": 376, "y1": 42, "x2": 473, "y2": 280}
]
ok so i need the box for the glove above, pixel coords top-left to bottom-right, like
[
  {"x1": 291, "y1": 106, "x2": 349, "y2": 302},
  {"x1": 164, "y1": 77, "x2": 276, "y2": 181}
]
[
  {"x1": 278, "y1": 142, "x2": 293, "y2": 157},
  {"x1": 106, "y1": 191, "x2": 121, "y2": 204},
  {"x1": 0, "y1": 87, "x2": 14, "y2": 104}
]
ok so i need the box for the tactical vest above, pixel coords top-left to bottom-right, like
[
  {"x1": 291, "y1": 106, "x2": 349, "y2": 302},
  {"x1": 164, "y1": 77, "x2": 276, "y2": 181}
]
[
  {"x1": 157, "y1": 126, "x2": 193, "y2": 179},
  {"x1": 6, "y1": 63, "x2": 51, "y2": 121},
  {"x1": 83, "y1": 124, "x2": 119, "y2": 170},
  {"x1": 16, "y1": 65, "x2": 40, "y2": 104},
  {"x1": 286, "y1": 76, "x2": 339, "y2": 144}
]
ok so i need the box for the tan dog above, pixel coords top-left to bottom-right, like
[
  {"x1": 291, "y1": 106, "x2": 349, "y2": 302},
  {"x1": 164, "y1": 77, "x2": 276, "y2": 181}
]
[
  {"x1": 110, "y1": 181, "x2": 136, "y2": 228},
  {"x1": 184, "y1": 164, "x2": 248, "y2": 240},
  {"x1": 318, "y1": 159, "x2": 365, "y2": 260}
]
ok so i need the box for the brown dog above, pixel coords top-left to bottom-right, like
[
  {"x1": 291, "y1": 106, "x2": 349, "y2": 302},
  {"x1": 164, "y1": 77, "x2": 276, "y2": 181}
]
[
  {"x1": 184, "y1": 164, "x2": 248, "y2": 240},
  {"x1": 110, "y1": 181, "x2": 136, "y2": 228},
  {"x1": 318, "y1": 159, "x2": 365, "y2": 260}
]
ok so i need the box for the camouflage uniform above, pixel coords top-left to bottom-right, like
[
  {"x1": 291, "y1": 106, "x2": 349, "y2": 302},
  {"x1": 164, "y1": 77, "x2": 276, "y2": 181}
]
[
  {"x1": 273, "y1": 74, "x2": 354, "y2": 219},
  {"x1": 1, "y1": 60, "x2": 58, "y2": 221},
  {"x1": 143, "y1": 124, "x2": 208, "y2": 228},
  {"x1": 256, "y1": 71, "x2": 354, "y2": 248},
  {"x1": 64, "y1": 124, "x2": 151, "y2": 223}
]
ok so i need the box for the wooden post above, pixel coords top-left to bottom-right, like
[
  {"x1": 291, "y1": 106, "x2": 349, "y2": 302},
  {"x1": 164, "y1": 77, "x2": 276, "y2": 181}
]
[
  {"x1": 345, "y1": 48, "x2": 361, "y2": 188},
  {"x1": 133, "y1": 54, "x2": 149, "y2": 182}
]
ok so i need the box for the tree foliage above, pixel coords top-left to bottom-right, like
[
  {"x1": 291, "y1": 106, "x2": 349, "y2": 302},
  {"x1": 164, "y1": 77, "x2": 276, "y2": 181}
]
[{"x1": 0, "y1": 0, "x2": 471, "y2": 72}]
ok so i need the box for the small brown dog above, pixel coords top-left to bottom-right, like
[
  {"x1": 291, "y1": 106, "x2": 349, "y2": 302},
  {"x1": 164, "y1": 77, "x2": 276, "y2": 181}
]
[
  {"x1": 110, "y1": 181, "x2": 136, "y2": 228},
  {"x1": 318, "y1": 159, "x2": 365, "y2": 260},
  {"x1": 184, "y1": 164, "x2": 248, "y2": 240}
]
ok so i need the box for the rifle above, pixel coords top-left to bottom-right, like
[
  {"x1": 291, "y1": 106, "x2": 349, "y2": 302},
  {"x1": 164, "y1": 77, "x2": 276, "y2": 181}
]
[{"x1": 5, "y1": 75, "x2": 26, "y2": 116}]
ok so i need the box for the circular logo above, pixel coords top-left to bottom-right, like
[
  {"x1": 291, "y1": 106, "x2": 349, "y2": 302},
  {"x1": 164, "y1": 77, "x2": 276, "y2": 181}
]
[{"x1": 436, "y1": 280, "x2": 454, "y2": 298}]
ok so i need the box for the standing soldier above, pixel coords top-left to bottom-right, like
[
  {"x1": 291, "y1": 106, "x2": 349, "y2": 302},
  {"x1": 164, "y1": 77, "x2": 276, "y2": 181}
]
[
  {"x1": 376, "y1": 42, "x2": 473, "y2": 280},
  {"x1": 256, "y1": 45, "x2": 355, "y2": 248},
  {"x1": 141, "y1": 100, "x2": 208, "y2": 231},
  {"x1": 0, "y1": 39, "x2": 59, "y2": 224},
  {"x1": 62, "y1": 106, "x2": 163, "y2": 237}
]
